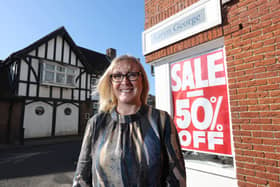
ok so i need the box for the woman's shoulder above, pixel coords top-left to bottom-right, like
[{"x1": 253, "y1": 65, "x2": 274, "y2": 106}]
[
  {"x1": 146, "y1": 105, "x2": 170, "y2": 116},
  {"x1": 144, "y1": 105, "x2": 172, "y2": 122}
]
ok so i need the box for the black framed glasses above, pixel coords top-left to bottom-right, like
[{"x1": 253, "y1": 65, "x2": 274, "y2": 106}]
[{"x1": 110, "y1": 72, "x2": 142, "y2": 82}]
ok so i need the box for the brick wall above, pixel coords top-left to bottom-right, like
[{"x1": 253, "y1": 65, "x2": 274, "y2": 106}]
[{"x1": 144, "y1": 0, "x2": 280, "y2": 186}]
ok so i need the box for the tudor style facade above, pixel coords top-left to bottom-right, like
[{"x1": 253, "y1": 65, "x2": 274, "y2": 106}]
[{"x1": 0, "y1": 27, "x2": 112, "y2": 144}]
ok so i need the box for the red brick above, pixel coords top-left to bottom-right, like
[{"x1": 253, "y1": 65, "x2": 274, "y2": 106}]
[
  {"x1": 272, "y1": 119, "x2": 280, "y2": 124},
  {"x1": 235, "y1": 155, "x2": 255, "y2": 162},
  {"x1": 253, "y1": 144, "x2": 275, "y2": 152},
  {"x1": 245, "y1": 176, "x2": 268, "y2": 185},
  {"x1": 269, "y1": 181, "x2": 280, "y2": 187},
  {"x1": 238, "y1": 99, "x2": 258, "y2": 106},
  {"x1": 263, "y1": 24, "x2": 280, "y2": 34},
  {"x1": 255, "y1": 158, "x2": 278, "y2": 166},
  {"x1": 250, "y1": 119, "x2": 272, "y2": 124},
  {"x1": 245, "y1": 66, "x2": 266, "y2": 74},
  {"x1": 265, "y1": 153, "x2": 280, "y2": 160},
  {"x1": 238, "y1": 181, "x2": 257, "y2": 187},
  {"x1": 237, "y1": 168, "x2": 256, "y2": 176},
  {"x1": 243, "y1": 150, "x2": 264, "y2": 158},
  {"x1": 247, "y1": 79, "x2": 267, "y2": 87},
  {"x1": 237, "y1": 87, "x2": 257, "y2": 93},
  {"x1": 240, "y1": 112, "x2": 260, "y2": 118},
  {"x1": 235, "y1": 62, "x2": 254, "y2": 71},
  {"x1": 267, "y1": 64, "x2": 280, "y2": 71},
  {"x1": 255, "y1": 58, "x2": 277, "y2": 67},
  {"x1": 231, "y1": 106, "x2": 248, "y2": 112},
  {"x1": 271, "y1": 104, "x2": 280, "y2": 110},
  {"x1": 262, "y1": 139, "x2": 280, "y2": 146},
  {"x1": 259, "y1": 112, "x2": 280, "y2": 118},
  {"x1": 255, "y1": 71, "x2": 278, "y2": 79},
  {"x1": 232, "y1": 118, "x2": 250, "y2": 124},
  {"x1": 242, "y1": 137, "x2": 262, "y2": 144},
  {"x1": 235, "y1": 143, "x2": 253, "y2": 150},
  {"x1": 248, "y1": 105, "x2": 269, "y2": 111},
  {"x1": 267, "y1": 77, "x2": 280, "y2": 84},
  {"x1": 255, "y1": 171, "x2": 279, "y2": 181},
  {"x1": 262, "y1": 125, "x2": 280, "y2": 131},
  {"x1": 252, "y1": 131, "x2": 273, "y2": 137},
  {"x1": 247, "y1": 92, "x2": 269, "y2": 99},
  {"x1": 255, "y1": 46, "x2": 276, "y2": 54},
  {"x1": 257, "y1": 84, "x2": 279, "y2": 91},
  {"x1": 266, "y1": 166, "x2": 280, "y2": 174}
]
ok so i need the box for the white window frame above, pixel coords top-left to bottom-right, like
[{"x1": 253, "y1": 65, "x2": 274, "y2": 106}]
[{"x1": 41, "y1": 60, "x2": 78, "y2": 88}]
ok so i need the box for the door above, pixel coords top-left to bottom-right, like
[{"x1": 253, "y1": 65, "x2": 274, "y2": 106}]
[
  {"x1": 55, "y1": 102, "x2": 78, "y2": 136},
  {"x1": 23, "y1": 101, "x2": 53, "y2": 138}
]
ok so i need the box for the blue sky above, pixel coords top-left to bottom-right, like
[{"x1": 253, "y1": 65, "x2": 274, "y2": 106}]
[{"x1": 0, "y1": 0, "x2": 155, "y2": 95}]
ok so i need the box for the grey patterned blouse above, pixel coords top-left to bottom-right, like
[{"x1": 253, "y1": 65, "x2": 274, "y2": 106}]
[{"x1": 73, "y1": 104, "x2": 186, "y2": 187}]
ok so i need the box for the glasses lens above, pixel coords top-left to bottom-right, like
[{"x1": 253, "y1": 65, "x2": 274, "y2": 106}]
[
  {"x1": 111, "y1": 74, "x2": 123, "y2": 81},
  {"x1": 127, "y1": 72, "x2": 139, "y2": 81}
]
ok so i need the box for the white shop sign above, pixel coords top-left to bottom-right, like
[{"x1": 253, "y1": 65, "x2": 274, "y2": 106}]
[{"x1": 142, "y1": 0, "x2": 222, "y2": 55}]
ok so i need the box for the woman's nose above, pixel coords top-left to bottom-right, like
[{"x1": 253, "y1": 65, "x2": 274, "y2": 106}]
[{"x1": 120, "y1": 76, "x2": 131, "y2": 84}]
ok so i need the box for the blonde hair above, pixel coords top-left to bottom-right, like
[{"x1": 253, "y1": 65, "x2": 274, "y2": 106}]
[{"x1": 97, "y1": 55, "x2": 149, "y2": 112}]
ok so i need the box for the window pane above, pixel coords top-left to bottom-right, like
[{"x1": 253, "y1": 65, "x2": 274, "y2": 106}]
[
  {"x1": 46, "y1": 64, "x2": 55, "y2": 70},
  {"x1": 57, "y1": 66, "x2": 65, "y2": 72},
  {"x1": 67, "y1": 68, "x2": 75, "y2": 74},
  {"x1": 67, "y1": 75, "x2": 74, "y2": 85},
  {"x1": 45, "y1": 71, "x2": 54, "y2": 82},
  {"x1": 56, "y1": 73, "x2": 65, "y2": 83}
]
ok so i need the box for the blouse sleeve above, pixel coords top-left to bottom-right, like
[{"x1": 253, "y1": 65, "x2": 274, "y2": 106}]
[
  {"x1": 73, "y1": 117, "x2": 94, "y2": 187},
  {"x1": 163, "y1": 112, "x2": 186, "y2": 187}
]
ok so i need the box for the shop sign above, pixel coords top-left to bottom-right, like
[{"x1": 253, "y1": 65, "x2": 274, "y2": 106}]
[
  {"x1": 171, "y1": 48, "x2": 232, "y2": 155},
  {"x1": 142, "y1": 0, "x2": 222, "y2": 55}
]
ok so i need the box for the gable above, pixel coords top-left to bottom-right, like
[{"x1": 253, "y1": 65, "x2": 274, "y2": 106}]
[
  {"x1": 28, "y1": 35, "x2": 84, "y2": 68},
  {"x1": 3, "y1": 27, "x2": 110, "y2": 74}
]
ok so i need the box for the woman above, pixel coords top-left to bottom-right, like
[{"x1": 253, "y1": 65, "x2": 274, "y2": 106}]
[{"x1": 73, "y1": 55, "x2": 186, "y2": 187}]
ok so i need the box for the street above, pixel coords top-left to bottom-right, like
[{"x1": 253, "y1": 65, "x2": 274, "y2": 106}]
[{"x1": 0, "y1": 140, "x2": 82, "y2": 187}]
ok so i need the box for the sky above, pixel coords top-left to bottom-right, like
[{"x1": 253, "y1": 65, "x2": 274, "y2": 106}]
[{"x1": 0, "y1": 0, "x2": 155, "y2": 95}]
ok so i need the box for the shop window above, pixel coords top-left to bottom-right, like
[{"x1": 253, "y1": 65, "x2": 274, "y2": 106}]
[
  {"x1": 166, "y1": 40, "x2": 235, "y2": 175},
  {"x1": 35, "y1": 106, "x2": 45, "y2": 115}
]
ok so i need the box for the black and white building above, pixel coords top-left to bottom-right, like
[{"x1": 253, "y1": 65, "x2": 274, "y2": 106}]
[{"x1": 0, "y1": 27, "x2": 113, "y2": 144}]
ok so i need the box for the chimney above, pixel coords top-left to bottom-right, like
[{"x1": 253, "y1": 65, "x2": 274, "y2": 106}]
[{"x1": 106, "y1": 48, "x2": 116, "y2": 60}]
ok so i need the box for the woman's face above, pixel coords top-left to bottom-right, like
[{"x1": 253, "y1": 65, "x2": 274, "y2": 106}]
[{"x1": 111, "y1": 60, "x2": 143, "y2": 106}]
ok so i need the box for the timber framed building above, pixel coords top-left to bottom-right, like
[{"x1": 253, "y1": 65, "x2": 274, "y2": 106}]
[{"x1": 0, "y1": 27, "x2": 113, "y2": 144}]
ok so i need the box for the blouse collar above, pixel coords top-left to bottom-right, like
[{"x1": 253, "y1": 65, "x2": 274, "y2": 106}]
[{"x1": 111, "y1": 104, "x2": 148, "y2": 124}]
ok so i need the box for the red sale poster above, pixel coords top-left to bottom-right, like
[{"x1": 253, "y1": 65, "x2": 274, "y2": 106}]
[{"x1": 171, "y1": 48, "x2": 232, "y2": 155}]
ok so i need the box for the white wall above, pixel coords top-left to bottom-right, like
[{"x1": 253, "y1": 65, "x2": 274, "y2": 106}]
[{"x1": 55, "y1": 36, "x2": 63, "y2": 61}]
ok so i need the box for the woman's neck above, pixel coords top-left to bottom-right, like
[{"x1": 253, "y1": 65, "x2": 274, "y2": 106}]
[{"x1": 116, "y1": 103, "x2": 142, "y2": 115}]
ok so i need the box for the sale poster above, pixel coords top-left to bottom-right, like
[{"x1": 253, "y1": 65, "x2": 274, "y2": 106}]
[{"x1": 171, "y1": 48, "x2": 232, "y2": 155}]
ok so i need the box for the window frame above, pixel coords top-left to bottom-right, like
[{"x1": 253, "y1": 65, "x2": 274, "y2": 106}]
[{"x1": 41, "y1": 60, "x2": 78, "y2": 88}]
